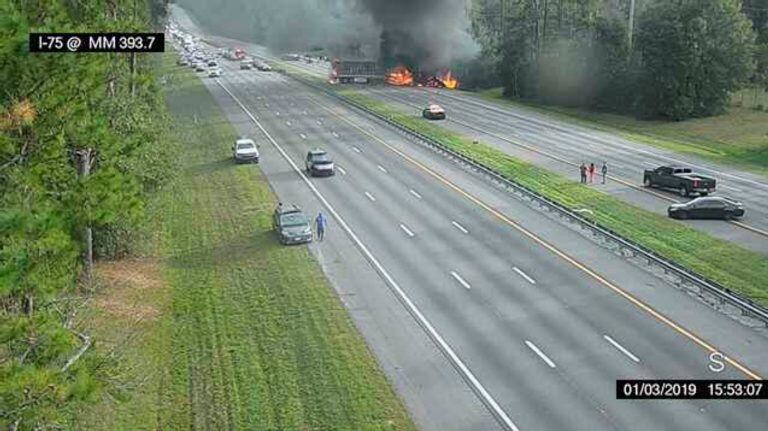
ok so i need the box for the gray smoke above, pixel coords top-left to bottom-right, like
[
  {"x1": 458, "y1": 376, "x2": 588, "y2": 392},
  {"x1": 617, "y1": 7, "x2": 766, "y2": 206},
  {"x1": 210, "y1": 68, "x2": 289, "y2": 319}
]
[
  {"x1": 177, "y1": 0, "x2": 478, "y2": 68},
  {"x1": 359, "y1": 0, "x2": 479, "y2": 69}
]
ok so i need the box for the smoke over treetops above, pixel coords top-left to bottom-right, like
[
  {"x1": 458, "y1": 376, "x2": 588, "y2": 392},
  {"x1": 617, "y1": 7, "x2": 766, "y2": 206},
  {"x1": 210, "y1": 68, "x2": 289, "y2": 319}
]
[{"x1": 177, "y1": 0, "x2": 478, "y2": 69}]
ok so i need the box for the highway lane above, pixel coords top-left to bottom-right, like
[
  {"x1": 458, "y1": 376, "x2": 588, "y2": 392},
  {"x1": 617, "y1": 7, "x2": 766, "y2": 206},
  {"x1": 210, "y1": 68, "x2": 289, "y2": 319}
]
[
  {"x1": 197, "y1": 60, "x2": 768, "y2": 430},
  {"x1": 360, "y1": 86, "x2": 768, "y2": 255}
]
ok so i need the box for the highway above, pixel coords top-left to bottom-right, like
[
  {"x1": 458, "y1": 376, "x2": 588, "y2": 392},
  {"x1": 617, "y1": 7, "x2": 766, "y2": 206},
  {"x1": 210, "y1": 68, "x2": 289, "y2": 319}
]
[
  {"x1": 173, "y1": 8, "x2": 768, "y2": 431},
  {"x1": 358, "y1": 86, "x2": 768, "y2": 255}
]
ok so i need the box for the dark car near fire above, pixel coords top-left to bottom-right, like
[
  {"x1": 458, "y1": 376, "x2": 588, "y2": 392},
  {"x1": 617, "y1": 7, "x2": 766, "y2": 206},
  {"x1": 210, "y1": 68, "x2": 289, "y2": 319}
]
[
  {"x1": 422, "y1": 104, "x2": 446, "y2": 120},
  {"x1": 667, "y1": 197, "x2": 745, "y2": 220}
]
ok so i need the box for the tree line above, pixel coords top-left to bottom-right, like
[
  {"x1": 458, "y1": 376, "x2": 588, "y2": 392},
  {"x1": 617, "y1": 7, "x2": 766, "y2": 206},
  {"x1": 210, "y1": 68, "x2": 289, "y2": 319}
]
[
  {"x1": 1, "y1": 0, "x2": 172, "y2": 428},
  {"x1": 470, "y1": 0, "x2": 768, "y2": 120}
]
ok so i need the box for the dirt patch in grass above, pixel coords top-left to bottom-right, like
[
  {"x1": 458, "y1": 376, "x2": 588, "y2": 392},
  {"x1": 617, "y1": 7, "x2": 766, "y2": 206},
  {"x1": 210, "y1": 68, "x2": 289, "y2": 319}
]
[{"x1": 93, "y1": 259, "x2": 166, "y2": 322}]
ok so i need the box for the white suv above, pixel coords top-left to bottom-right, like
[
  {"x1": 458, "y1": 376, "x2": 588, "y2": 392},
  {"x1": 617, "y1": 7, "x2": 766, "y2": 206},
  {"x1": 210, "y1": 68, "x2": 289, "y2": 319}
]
[{"x1": 233, "y1": 138, "x2": 259, "y2": 164}]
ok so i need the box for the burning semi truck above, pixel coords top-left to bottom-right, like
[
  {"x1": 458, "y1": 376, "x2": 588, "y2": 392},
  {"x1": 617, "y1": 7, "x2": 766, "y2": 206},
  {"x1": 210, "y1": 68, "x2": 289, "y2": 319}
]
[{"x1": 328, "y1": 59, "x2": 460, "y2": 89}]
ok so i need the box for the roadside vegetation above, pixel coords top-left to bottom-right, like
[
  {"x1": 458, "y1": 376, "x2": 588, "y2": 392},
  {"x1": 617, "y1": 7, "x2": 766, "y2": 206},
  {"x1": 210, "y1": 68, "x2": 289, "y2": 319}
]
[
  {"x1": 1, "y1": 1, "x2": 173, "y2": 428},
  {"x1": 336, "y1": 91, "x2": 768, "y2": 308},
  {"x1": 476, "y1": 88, "x2": 768, "y2": 176},
  {"x1": 74, "y1": 53, "x2": 416, "y2": 430}
]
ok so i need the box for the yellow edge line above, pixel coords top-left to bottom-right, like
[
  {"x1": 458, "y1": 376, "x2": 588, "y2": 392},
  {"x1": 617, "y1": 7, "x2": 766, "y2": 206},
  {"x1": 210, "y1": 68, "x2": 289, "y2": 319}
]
[{"x1": 306, "y1": 93, "x2": 763, "y2": 381}]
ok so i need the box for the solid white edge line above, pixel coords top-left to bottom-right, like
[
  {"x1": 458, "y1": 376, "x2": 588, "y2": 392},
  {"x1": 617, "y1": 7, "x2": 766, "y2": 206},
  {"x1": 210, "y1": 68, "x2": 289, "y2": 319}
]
[
  {"x1": 452, "y1": 221, "x2": 469, "y2": 234},
  {"x1": 300, "y1": 133, "x2": 307, "y2": 139},
  {"x1": 450, "y1": 271, "x2": 472, "y2": 290},
  {"x1": 215, "y1": 79, "x2": 520, "y2": 431},
  {"x1": 378, "y1": 165, "x2": 389, "y2": 174},
  {"x1": 513, "y1": 267, "x2": 536, "y2": 285},
  {"x1": 336, "y1": 166, "x2": 347, "y2": 175},
  {"x1": 400, "y1": 224, "x2": 415, "y2": 238},
  {"x1": 409, "y1": 189, "x2": 422, "y2": 199},
  {"x1": 603, "y1": 335, "x2": 640, "y2": 363},
  {"x1": 525, "y1": 340, "x2": 557, "y2": 368},
  {"x1": 364, "y1": 191, "x2": 376, "y2": 202}
]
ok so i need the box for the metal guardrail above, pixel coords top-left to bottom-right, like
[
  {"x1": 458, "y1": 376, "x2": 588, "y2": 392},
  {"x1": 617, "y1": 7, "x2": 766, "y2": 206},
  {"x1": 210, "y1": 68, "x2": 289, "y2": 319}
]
[{"x1": 278, "y1": 65, "x2": 768, "y2": 325}]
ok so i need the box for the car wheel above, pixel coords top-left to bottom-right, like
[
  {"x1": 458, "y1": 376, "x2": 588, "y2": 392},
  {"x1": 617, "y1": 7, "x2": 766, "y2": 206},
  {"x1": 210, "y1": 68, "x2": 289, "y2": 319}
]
[
  {"x1": 643, "y1": 177, "x2": 651, "y2": 187},
  {"x1": 679, "y1": 186, "x2": 688, "y2": 197},
  {"x1": 700, "y1": 192, "x2": 708, "y2": 197}
]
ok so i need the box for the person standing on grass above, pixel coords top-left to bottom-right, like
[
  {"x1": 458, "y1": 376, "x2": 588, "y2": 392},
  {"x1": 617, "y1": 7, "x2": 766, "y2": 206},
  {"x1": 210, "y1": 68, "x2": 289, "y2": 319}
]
[
  {"x1": 601, "y1": 162, "x2": 608, "y2": 184},
  {"x1": 580, "y1": 163, "x2": 587, "y2": 184},
  {"x1": 588, "y1": 162, "x2": 596, "y2": 184},
  {"x1": 315, "y1": 212, "x2": 327, "y2": 241}
]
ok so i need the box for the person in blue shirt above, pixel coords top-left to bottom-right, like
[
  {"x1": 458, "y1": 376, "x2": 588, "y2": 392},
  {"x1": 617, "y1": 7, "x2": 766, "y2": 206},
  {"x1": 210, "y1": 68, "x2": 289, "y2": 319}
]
[{"x1": 315, "y1": 212, "x2": 327, "y2": 241}]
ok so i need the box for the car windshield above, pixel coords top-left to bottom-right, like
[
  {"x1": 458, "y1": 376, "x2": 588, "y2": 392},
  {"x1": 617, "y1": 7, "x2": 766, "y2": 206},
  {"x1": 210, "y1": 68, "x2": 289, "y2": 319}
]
[
  {"x1": 280, "y1": 212, "x2": 308, "y2": 227},
  {"x1": 311, "y1": 153, "x2": 330, "y2": 162},
  {"x1": 237, "y1": 143, "x2": 255, "y2": 150}
]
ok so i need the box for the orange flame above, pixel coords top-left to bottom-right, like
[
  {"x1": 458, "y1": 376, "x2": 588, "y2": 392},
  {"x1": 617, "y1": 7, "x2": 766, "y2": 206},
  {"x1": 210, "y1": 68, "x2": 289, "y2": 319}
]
[
  {"x1": 439, "y1": 70, "x2": 459, "y2": 89},
  {"x1": 387, "y1": 65, "x2": 414, "y2": 86}
]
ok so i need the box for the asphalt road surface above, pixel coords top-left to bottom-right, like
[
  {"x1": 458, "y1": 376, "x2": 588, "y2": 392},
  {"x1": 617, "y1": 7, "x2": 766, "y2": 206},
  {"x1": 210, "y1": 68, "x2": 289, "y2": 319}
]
[
  {"x1": 172, "y1": 8, "x2": 768, "y2": 431},
  {"x1": 227, "y1": 45, "x2": 768, "y2": 256},
  {"x1": 358, "y1": 86, "x2": 768, "y2": 256}
]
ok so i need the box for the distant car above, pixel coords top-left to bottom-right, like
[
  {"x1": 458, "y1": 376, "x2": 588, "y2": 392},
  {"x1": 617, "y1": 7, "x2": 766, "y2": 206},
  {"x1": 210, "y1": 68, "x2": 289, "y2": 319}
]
[
  {"x1": 195, "y1": 63, "x2": 206, "y2": 72},
  {"x1": 208, "y1": 68, "x2": 222, "y2": 78},
  {"x1": 668, "y1": 197, "x2": 744, "y2": 220},
  {"x1": 422, "y1": 104, "x2": 446, "y2": 120},
  {"x1": 273, "y1": 205, "x2": 313, "y2": 245},
  {"x1": 177, "y1": 58, "x2": 188, "y2": 66},
  {"x1": 232, "y1": 138, "x2": 259, "y2": 163},
  {"x1": 207, "y1": 59, "x2": 218, "y2": 67},
  {"x1": 643, "y1": 165, "x2": 716, "y2": 197},
  {"x1": 240, "y1": 60, "x2": 252, "y2": 70},
  {"x1": 305, "y1": 149, "x2": 335, "y2": 176},
  {"x1": 255, "y1": 61, "x2": 272, "y2": 71}
]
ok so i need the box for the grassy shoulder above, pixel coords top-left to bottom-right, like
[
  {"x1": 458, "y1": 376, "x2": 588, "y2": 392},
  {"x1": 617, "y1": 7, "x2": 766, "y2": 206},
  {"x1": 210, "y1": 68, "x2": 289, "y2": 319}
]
[
  {"x1": 75, "y1": 54, "x2": 416, "y2": 430},
  {"x1": 337, "y1": 90, "x2": 768, "y2": 308},
  {"x1": 476, "y1": 88, "x2": 768, "y2": 176}
]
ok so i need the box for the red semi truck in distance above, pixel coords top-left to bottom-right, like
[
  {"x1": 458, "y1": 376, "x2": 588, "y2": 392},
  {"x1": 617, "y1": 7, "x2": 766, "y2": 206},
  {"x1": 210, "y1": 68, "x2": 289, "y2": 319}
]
[{"x1": 234, "y1": 48, "x2": 246, "y2": 60}]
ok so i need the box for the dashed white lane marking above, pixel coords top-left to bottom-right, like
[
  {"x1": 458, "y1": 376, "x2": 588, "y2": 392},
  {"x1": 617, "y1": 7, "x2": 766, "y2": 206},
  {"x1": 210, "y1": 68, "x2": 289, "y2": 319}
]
[
  {"x1": 450, "y1": 271, "x2": 472, "y2": 290},
  {"x1": 285, "y1": 121, "x2": 292, "y2": 126},
  {"x1": 604, "y1": 335, "x2": 640, "y2": 363},
  {"x1": 300, "y1": 133, "x2": 307, "y2": 139},
  {"x1": 719, "y1": 184, "x2": 744, "y2": 193},
  {"x1": 513, "y1": 267, "x2": 536, "y2": 285},
  {"x1": 336, "y1": 166, "x2": 347, "y2": 175},
  {"x1": 332, "y1": 131, "x2": 340, "y2": 138},
  {"x1": 409, "y1": 189, "x2": 423, "y2": 199},
  {"x1": 377, "y1": 165, "x2": 388, "y2": 174},
  {"x1": 400, "y1": 224, "x2": 415, "y2": 238},
  {"x1": 275, "y1": 111, "x2": 281, "y2": 116},
  {"x1": 525, "y1": 340, "x2": 557, "y2": 368},
  {"x1": 364, "y1": 191, "x2": 376, "y2": 202},
  {"x1": 316, "y1": 120, "x2": 323, "y2": 125},
  {"x1": 352, "y1": 146, "x2": 362, "y2": 153},
  {"x1": 452, "y1": 221, "x2": 469, "y2": 234}
]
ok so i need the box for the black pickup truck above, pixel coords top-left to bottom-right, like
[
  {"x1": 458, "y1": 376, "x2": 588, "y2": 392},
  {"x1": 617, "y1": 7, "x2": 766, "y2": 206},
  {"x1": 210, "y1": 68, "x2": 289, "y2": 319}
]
[{"x1": 643, "y1": 165, "x2": 716, "y2": 197}]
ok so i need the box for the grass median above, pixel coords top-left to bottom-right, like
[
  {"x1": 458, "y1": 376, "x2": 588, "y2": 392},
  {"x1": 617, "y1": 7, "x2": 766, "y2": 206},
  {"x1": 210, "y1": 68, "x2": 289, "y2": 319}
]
[
  {"x1": 75, "y1": 54, "x2": 416, "y2": 430},
  {"x1": 334, "y1": 90, "x2": 768, "y2": 308}
]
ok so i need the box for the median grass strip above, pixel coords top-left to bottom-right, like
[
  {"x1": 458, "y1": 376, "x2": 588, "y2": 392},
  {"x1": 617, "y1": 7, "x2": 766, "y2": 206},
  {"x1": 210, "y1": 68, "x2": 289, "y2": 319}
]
[
  {"x1": 75, "y1": 55, "x2": 416, "y2": 430},
  {"x1": 336, "y1": 91, "x2": 768, "y2": 308},
  {"x1": 477, "y1": 88, "x2": 768, "y2": 176}
]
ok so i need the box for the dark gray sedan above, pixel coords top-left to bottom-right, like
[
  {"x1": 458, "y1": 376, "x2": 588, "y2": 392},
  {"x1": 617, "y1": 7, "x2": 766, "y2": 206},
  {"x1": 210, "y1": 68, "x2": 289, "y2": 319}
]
[{"x1": 668, "y1": 197, "x2": 745, "y2": 220}]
